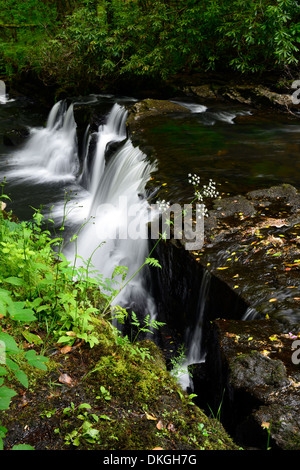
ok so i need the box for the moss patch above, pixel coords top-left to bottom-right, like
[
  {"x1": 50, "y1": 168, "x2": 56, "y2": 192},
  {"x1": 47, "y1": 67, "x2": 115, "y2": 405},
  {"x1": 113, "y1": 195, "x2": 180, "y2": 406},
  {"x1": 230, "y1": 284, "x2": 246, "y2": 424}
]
[{"x1": 2, "y1": 318, "x2": 239, "y2": 451}]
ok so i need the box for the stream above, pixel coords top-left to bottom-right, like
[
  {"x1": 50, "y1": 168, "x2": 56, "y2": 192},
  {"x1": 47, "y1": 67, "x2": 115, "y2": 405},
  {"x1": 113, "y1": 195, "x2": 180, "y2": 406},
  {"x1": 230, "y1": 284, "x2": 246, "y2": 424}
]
[{"x1": 0, "y1": 89, "x2": 299, "y2": 391}]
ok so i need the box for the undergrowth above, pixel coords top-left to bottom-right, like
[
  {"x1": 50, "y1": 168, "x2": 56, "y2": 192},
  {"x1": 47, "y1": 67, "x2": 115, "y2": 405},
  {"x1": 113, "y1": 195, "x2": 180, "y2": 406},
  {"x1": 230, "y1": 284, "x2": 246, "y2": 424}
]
[{"x1": 0, "y1": 182, "x2": 164, "y2": 450}]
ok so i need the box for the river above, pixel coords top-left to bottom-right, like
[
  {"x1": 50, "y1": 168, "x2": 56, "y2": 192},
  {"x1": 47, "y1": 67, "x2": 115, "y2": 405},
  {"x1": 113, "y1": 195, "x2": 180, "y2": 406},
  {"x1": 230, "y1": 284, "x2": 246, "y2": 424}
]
[{"x1": 0, "y1": 88, "x2": 299, "y2": 388}]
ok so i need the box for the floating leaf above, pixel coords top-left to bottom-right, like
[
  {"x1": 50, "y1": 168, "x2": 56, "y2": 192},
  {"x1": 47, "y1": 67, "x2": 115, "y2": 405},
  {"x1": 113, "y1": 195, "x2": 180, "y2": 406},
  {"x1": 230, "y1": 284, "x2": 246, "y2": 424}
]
[
  {"x1": 60, "y1": 345, "x2": 72, "y2": 354},
  {"x1": 217, "y1": 267, "x2": 229, "y2": 270},
  {"x1": 145, "y1": 412, "x2": 157, "y2": 421},
  {"x1": 59, "y1": 373, "x2": 73, "y2": 386},
  {"x1": 269, "y1": 335, "x2": 278, "y2": 341},
  {"x1": 269, "y1": 298, "x2": 277, "y2": 303},
  {"x1": 156, "y1": 420, "x2": 164, "y2": 430}
]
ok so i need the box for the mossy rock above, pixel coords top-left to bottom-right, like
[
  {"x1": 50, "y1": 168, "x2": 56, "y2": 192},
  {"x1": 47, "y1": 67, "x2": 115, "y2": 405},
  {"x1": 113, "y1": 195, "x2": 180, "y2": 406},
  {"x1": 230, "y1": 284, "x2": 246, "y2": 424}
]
[{"x1": 1, "y1": 317, "x2": 239, "y2": 451}]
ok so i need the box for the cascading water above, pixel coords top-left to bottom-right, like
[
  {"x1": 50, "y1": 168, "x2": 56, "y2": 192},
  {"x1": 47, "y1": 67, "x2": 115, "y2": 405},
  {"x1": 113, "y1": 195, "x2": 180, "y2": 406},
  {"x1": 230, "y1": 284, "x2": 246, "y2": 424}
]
[
  {"x1": 0, "y1": 80, "x2": 14, "y2": 105},
  {"x1": 178, "y1": 270, "x2": 211, "y2": 390},
  {"x1": 6, "y1": 100, "x2": 79, "y2": 183},
  {"x1": 6, "y1": 97, "x2": 158, "y2": 320},
  {"x1": 67, "y1": 103, "x2": 158, "y2": 316}
]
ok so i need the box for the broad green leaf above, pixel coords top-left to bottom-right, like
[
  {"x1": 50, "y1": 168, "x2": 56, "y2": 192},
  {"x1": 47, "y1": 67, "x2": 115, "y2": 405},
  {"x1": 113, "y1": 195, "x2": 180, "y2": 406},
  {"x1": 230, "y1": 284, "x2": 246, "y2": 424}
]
[
  {"x1": 14, "y1": 369, "x2": 28, "y2": 388},
  {"x1": 0, "y1": 332, "x2": 20, "y2": 353},
  {"x1": 0, "y1": 367, "x2": 7, "y2": 376},
  {"x1": 0, "y1": 386, "x2": 17, "y2": 410},
  {"x1": 22, "y1": 331, "x2": 43, "y2": 346},
  {"x1": 7, "y1": 303, "x2": 36, "y2": 322},
  {"x1": 12, "y1": 444, "x2": 35, "y2": 450},
  {"x1": 5, "y1": 357, "x2": 19, "y2": 371},
  {"x1": 4, "y1": 277, "x2": 25, "y2": 287}
]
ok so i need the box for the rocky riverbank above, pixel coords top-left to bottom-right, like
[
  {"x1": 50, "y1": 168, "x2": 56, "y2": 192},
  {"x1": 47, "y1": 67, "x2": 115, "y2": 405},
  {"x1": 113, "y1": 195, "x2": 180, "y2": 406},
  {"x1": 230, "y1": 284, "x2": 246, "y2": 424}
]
[{"x1": 126, "y1": 97, "x2": 300, "y2": 450}]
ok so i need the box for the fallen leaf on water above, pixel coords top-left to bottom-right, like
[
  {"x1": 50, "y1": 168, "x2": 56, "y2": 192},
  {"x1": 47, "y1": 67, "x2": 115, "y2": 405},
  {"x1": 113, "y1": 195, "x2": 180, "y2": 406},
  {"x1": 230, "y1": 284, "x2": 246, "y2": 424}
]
[
  {"x1": 269, "y1": 298, "x2": 278, "y2": 303},
  {"x1": 269, "y1": 335, "x2": 278, "y2": 341},
  {"x1": 145, "y1": 412, "x2": 157, "y2": 421},
  {"x1": 60, "y1": 345, "x2": 72, "y2": 354},
  {"x1": 217, "y1": 267, "x2": 229, "y2": 270},
  {"x1": 260, "y1": 350, "x2": 271, "y2": 357},
  {"x1": 167, "y1": 423, "x2": 176, "y2": 432},
  {"x1": 156, "y1": 420, "x2": 164, "y2": 430},
  {"x1": 59, "y1": 373, "x2": 73, "y2": 386}
]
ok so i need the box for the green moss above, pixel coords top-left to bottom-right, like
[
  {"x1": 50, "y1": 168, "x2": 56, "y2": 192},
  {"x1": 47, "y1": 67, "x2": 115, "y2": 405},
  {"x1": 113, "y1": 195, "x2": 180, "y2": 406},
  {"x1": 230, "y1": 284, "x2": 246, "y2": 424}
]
[{"x1": 1, "y1": 317, "x2": 239, "y2": 450}]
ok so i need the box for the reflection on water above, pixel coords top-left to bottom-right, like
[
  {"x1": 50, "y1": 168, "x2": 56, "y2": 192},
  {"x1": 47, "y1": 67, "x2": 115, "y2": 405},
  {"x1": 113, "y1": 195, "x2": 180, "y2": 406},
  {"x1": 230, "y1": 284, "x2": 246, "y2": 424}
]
[{"x1": 142, "y1": 102, "x2": 300, "y2": 203}]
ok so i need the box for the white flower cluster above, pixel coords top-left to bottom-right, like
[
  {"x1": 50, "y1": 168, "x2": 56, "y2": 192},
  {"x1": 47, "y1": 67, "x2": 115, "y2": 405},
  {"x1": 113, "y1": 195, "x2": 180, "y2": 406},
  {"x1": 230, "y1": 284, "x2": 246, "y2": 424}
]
[
  {"x1": 188, "y1": 173, "x2": 201, "y2": 186},
  {"x1": 157, "y1": 199, "x2": 170, "y2": 214},
  {"x1": 202, "y1": 179, "x2": 219, "y2": 199},
  {"x1": 188, "y1": 173, "x2": 219, "y2": 219},
  {"x1": 196, "y1": 204, "x2": 208, "y2": 219}
]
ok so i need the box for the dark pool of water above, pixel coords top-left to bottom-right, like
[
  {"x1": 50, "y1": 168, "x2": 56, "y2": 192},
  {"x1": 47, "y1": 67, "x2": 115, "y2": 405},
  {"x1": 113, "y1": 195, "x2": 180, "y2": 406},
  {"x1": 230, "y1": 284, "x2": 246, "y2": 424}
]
[{"x1": 141, "y1": 102, "x2": 300, "y2": 203}]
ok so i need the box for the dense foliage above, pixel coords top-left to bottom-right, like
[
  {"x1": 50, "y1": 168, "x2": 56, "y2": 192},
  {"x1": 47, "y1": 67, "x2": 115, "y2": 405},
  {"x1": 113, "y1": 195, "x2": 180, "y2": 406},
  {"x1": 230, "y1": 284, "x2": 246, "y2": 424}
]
[{"x1": 1, "y1": 0, "x2": 300, "y2": 91}]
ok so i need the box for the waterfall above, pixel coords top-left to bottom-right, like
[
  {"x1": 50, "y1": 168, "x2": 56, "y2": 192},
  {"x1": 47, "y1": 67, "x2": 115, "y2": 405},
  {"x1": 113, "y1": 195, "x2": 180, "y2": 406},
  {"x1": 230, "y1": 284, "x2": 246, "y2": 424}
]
[
  {"x1": 6, "y1": 98, "x2": 157, "y2": 320},
  {"x1": 0, "y1": 80, "x2": 14, "y2": 104},
  {"x1": 7, "y1": 100, "x2": 79, "y2": 182},
  {"x1": 64, "y1": 102, "x2": 157, "y2": 317},
  {"x1": 88, "y1": 103, "x2": 127, "y2": 195},
  {"x1": 177, "y1": 270, "x2": 211, "y2": 390}
]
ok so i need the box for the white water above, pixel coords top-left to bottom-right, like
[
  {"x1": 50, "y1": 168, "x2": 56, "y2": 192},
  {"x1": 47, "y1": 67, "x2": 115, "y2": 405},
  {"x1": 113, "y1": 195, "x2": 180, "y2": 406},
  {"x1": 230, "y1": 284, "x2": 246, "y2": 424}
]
[
  {"x1": 171, "y1": 100, "x2": 208, "y2": 114},
  {"x1": 177, "y1": 270, "x2": 211, "y2": 390},
  {"x1": 6, "y1": 100, "x2": 79, "y2": 183},
  {"x1": 171, "y1": 98, "x2": 252, "y2": 125},
  {"x1": 6, "y1": 98, "x2": 157, "y2": 318},
  {"x1": 70, "y1": 103, "x2": 157, "y2": 314},
  {"x1": 0, "y1": 80, "x2": 14, "y2": 104}
]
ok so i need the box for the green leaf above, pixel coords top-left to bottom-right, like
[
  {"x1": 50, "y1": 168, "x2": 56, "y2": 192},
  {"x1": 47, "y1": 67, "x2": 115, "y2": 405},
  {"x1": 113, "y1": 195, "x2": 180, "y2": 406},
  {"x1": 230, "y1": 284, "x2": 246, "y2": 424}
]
[
  {"x1": 14, "y1": 369, "x2": 28, "y2": 388},
  {"x1": 12, "y1": 444, "x2": 35, "y2": 450},
  {"x1": 7, "y1": 303, "x2": 36, "y2": 322},
  {"x1": 5, "y1": 357, "x2": 19, "y2": 371},
  {"x1": 0, "y1": 386, "x2": 17, "y2": 410},
  {"x1": 145, "y1": 257, "x2": 162, "y2": 269},
  {"x1": 25, "y1": 350, "x2": 48, "y2": 371},
  {"x1": 4, "y1": 277, "x2": 25, "y2": 287},
  {"x1": 0, "y1": 332, "x2": 20, "y2": 353},
  {"x1": 0, "y1": 367, "x2": 7, "y2": 376},
  {"x1": 22, "y1": 331, "x2": 43, "y2": 346}
]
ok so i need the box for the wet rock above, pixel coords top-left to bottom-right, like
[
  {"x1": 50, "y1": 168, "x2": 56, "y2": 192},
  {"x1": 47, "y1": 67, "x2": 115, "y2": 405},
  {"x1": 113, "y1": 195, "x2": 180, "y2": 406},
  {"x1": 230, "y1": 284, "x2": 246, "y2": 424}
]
[
  {"x1": 3, "y1": 127, "x2": 30, "y2": 146},
  {"x1": 199, "y1": 318, "x2": 300, "y2": 450},
  {"x1": 127, "y1": 98, "x2": 189, "y2": 129},
  {"x1": 219, "y1": 84, "x2": 295, "y2": 111}
]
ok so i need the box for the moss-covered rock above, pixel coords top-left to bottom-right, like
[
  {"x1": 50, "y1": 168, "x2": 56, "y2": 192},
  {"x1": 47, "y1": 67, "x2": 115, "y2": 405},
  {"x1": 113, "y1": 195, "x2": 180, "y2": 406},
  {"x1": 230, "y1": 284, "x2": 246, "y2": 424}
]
[{"x1": 1, "y1": 317, "x2": 238, "y2": 451}]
